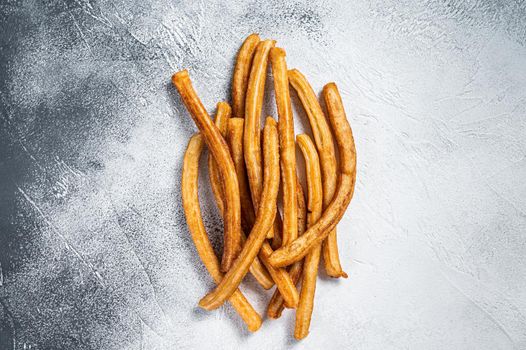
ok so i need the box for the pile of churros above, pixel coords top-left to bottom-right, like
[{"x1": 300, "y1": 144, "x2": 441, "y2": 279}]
[{"x1": 173, "y1": 34, "x2": 357, "y2": 339}]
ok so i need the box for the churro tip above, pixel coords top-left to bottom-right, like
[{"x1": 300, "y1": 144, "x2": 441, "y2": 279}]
[
  {"x1": 270, "y1": 46, "x2": 286, "y2": 57},
  {"x1": 171, "y1": 69, "x2": 189, "y2": 85},
  {"x1": 323, "y1": 81, "x2": 338, "y2": 91}
]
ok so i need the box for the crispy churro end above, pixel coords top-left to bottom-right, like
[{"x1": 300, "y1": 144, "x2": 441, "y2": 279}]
[
  {"x1": 322, "y1": 82, "x2": 338, "y2": 94},
  {"x1": 247, "y1": 33, "x2": 261, "y2": 41},
  {"x1": 263, "y1": 39, "x2": 276, "y2": 48},
  {"x1": 171, "y1": 69, "x2": 189, "y2": 86},
  {"x1": 197, "y1": 298, "x2": 213, "y2": 311},
  {"x1": 270, "y1": 47, "x2": 286, "y2": 58},
  {"x1": 287, "y1": 68, "x2": 299, "y2": 76},
  {"x1": 217, "y1": 101, "x2": 232, "y2": 113},
  {"x1": 267, "y1": 252, "x2": 279, "y2": 266},
  {"x1": 294, "y1": 331, "x2": 308, "y2": 341},
  {"x1": 284, "y1": 299, "x2": 298, "y2": 309},
  {"x1": 247, "y1": 318, "x2": 262, "y2": 332},
  {"x1": 296, "y1": 133, "x2": 309, "y2": 144},
  {"x1": 264, "y1": 116, "x2": 277, "y2": 128},
  {"x1": 267, "y1": 310, "x2": 283, "y2": 319},
  {"x1": 326, "y1": 269, "x2": 349, "y2": 279},
  {"x1": 228, "y1": 117, "x2": 244, "y2": 130}
]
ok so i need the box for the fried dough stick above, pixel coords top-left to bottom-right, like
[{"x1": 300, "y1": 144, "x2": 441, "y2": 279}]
[
  {"x1": 207, "y1": 102, "x2": 230, "y2": 218},
  {"x1": 294, "y1": 134, "x2": 323, "y2": 339},
  {"x1": 182, "y1": 134, "x2": 261, "y2": 332},
  {"x1": 267, "y1": 177, "x2": 306, "y2": 318},
  {"x1": 172, "y1": 70, "x2": 241, "y2": 272},
  {"x1": 244, "y1": 39, "x2": 274, "y2": 211},
  {"x1": 226, "y1": 118, "x2": 257, "y2": 234},
  {"x1": 244, "y1": 39, "x2": 281, "y2": 240},
  {"x1": 208, "y1": 105, "x2": 273, "y2": 289},
  {"x1": 232, "y1": 34, "x2": 260, "y2": 119},
  {"x1": 199, "y1": 118, "x2": 284, "y2": 310},
  {"x1": 269, "y1": 83, "x2": 357, "y2": 267},
  {"x1": 288, "y1": 69, "x2": 347, "y2": 278},
  {"x1": 270, "y1": 47, "x2": 297, "y2": 246},
  {"x1": 230, "y1": 118, "x2": 299, "y2": 308}
]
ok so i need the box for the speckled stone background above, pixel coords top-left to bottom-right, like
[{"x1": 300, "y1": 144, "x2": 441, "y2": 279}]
[{"x1": 1, "y1": 0, "x2": 526, "y2": 349}]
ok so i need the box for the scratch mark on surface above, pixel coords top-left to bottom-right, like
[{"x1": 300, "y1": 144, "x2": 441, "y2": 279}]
[
  {"x1": 439, "y1": 268, "x2": 519, "y2": 349},
  {"x1": 139, "y1": 318, "x2": 144, "y2": 350},
  {"x1": 485, "y1": 181, "x2": 526, "y2": 218},
  {"x1": 16, "y1": 185, "x2": 106, "y2": 287},
  {"x1": 62, "y1": 0, "x2": 94, "y2": 55},
  {"x1": 72, "y1": 0, "x2": 113, "y2": 28},
  {"x1": 18, "y1": 141, "x2": 45, "y2": 173},
  {"x1": 105, "y1": 192, "x2": 174, "y2": 327},
  {"x1": 135, "y1": 312, "x2": 163, "y2": 341}
]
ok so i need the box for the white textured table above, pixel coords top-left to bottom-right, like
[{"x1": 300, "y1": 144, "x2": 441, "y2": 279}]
[{"x1": 1, "y1": 1, "x2": 525, "y2": 349}]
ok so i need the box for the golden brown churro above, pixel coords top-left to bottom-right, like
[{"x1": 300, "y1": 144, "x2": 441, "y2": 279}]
[
  {"x1": 199, "y1": 117, "x2": 281, "y2": 310},
  {"x1": 227, "y1": 118, "x2": 274, "y2": 290},
  {"x1": 244, "y1": 39, "x2": 279, "y2": 240},
  {"x1": 226, "y1": 118, "x2": 273, "y2": 289},
  {"x1": 209, "y1": 110, "x2": 274, "y2": 290},
  {"x1": 208, "y1": 102, "x2": 231, "y2": 216},
  {"x1": 172, "y1": 70, "x2": 242, "y2": 272},
  {"x1": 204, "y1": 110, "x2": 274, "y2": 289},
  {"x1": 270, "y1": 47, "x2": 297, "y2": 246},
  {"x1": 294, "y1": 134, "x2": 323, "y2": 339},
  {"x1": 230, "y1": 107, "x2": 294, "y2": 302},
  {"x1": 244, "y1": 39, "x2": 275, "y2": 210},
  {"x1": 232, "y1": 34, "x2": 260, "y2": 119},
  {"x1": 181, "y1": 134, "x2": 261, "y2": 332},
  {"x1": 267, "y1": 177, "x2": 307, "y2": 319},
  {"x1": 288, "y1": 69, "x2": 347, "y2": 278},
  {"x1": 268, "y1": 82, "x2": 357, "y2": 267},
  {"x1": 226, "y1": 118, "x2": 257, "y2": 233}
]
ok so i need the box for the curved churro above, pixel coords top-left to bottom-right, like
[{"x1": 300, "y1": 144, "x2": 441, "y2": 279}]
[
  {"x1": 268, "y1": 82, "x2": 357, "y2": 267},
  {"x1": 270, "y1": 47, "x2": 297, "y2": 246},
  {"x1": 244, "y1": 39, "x2": 279, "y2": 240},
  {"x1": 226, "y1": 118, "x2": 257, "y2": 233},
  {"x1": 199, "y1": 117, "x2": 280, "y2": 310},
  {"x1": 182, "y1": 134, "x2": 261, "y2": 332},
  {"x1": 209, "y1": 109, "x2": 274, "y2": 290},
  {"x1": 267, "y1": 177, "x2": 306, "y2": 319},
  {"x1": 208, "y1": 102, "x2": 231, "y2": 216},
  {"x1": 226, "y1": 117, "x2": 274, "y2": 289},
  {"x1": 294, "y1": 134, "x2": 323, "y2": 339},
  {"x1": 288, "y1": 69, "x2": 347, "y2": 278},
  {"x1": 172, "y1": 70, "x2": 242, "y2": 272},
  {"x1": 244, "y1": 39, "x2": 274, "y2": 209},
  {"x1": 232, "y1": 34, "x2": 260, "y2": 119}
]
